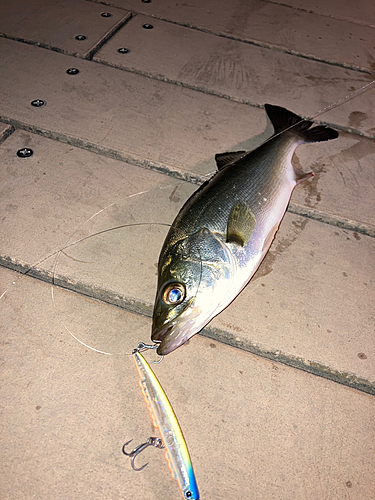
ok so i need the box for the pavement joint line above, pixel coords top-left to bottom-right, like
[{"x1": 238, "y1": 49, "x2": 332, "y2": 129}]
[
  {"x1": 0, "y1": 123, "x2": 14, "y2": 145},
  {"x1": 84, "y1": 11, "x2": 133, "y2": 61},
  {"x1": 88, "y1": 0, "x2": 375, "y2": 76},
  {"x1": 2, "y1": 118, "x2": 375, "y2": 238},
  {"x1": 1, "y1": 254, "x2": 374, "y2": 397},
  {"x1": 1, "y1": 10, "x2": 133, "y2": 61},
  {"x1": 0, "y1": 116, "x2": 198, "y2": 181},
  {"x1": 265, "y1": 0, "x2": 375, "y2": 29},
  {"x1": 90, "y1": 56, "x2": 375, "y2": 141},
  {"x1": 2, "y1": 5, "x2": 374, "y2": 76},
  {"x1": 92, "y1": 55, "x2": 256, "y2": 107},
  {"x1": 1, "y1": 38, "x2": 375, "y2": 140},
  {"x1": 287, "y1": 203, "x2": 375, "y2": 238},
  {"x1": 202, "y1": 326, "x2": 375, "y2": 397},
  {"x1": 0, "y1": 32, "x2": 76, "y2": 57},
  {"x1": 2, "y1": 36, "x2": 372, "y2": 140}
]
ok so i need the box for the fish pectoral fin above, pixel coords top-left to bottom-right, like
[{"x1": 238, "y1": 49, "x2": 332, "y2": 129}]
[
  {"x1": 293, "y1": 166, "x2": 314, "y2": 185},
  {"x1": 215, "y1": 151, "x2": 247, "y2": 170},
  {"x1": 226, "y1": 202, "x2": 256, "y2": 247}
]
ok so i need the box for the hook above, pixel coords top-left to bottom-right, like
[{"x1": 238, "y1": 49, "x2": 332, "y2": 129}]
[
  {"x1": 132, "y1": 342, "x2": 164, "y2": 364},
  {"x1": 122, "y1": 437, "x2": 164, "y2": 471}
]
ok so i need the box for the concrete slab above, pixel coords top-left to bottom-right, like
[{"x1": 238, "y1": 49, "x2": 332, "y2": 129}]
[
  {"x1": 94, "y1": 14, "x2": 375, "y2": 137},
  {"x1": 290, "y1": 131, "x2": 375, "y2": 230},
  {"x1": 1, "y1": 266, "x2": 374, "y2": 499},
  {"x1": 211, "y1": 213, "x2": 375, "y2": 390},
  {"x1": 110, "y1": 0, "x2": 375, "y2": 73},
  {"x1": 1, "y1": 38, "x2": 374, "y2": 185},
  {"x1": 0, "y1": 0, "x2": 131, "y2": 58},
  {"x1": 0, "y1": 37, "x2": 268, "y2": 179},
  {"x1": 47, "y1": 212, "x2": 375, "y2": 394},
  {"x1": 0, "y1": 130, "x2": 194, "y2": 268},
  {"x1": 271, "y1": 0, "x2": 375, "y2": 27},
  {"x1": 0, "y1": 2, "x2": 373, "y2": 498},
  {"x1": 1, "y1": 127, "x2": 374, "y2": 267},
  {"x1": 0, "y1": 131, "x2": 373, "y2": 391}
]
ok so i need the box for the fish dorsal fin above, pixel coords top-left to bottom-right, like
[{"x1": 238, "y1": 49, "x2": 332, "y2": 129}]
[
  {"x1": 215, "y1": 151, "x2": 247, "y2": 170},
  {"x1": 264, "y1": 104, "x2": 339, "y2": 143},
  {"x1": 227, "y1": 202, "x2": 256, "y2": 247}
]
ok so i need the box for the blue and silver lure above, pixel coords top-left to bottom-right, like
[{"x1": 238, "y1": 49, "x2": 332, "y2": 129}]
[{"x1": 124, "y1": 343, "x2": 200, "y2": 500}]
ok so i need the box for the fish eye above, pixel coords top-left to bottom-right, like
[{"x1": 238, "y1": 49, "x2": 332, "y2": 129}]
[{"x1": 162, "y1": 283, "x2": 185, "y2": 305}]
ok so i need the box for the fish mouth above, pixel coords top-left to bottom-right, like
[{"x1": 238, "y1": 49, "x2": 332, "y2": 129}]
[
  {"x1": 151, "y1": 322, "x2": 172, "y2": 343},
  {"x1": 157, "y1": 341, "x2": 174, "y2": 356},
  {"x1": 156, "y1": 332, "x2": 190, "y2": 356},
  {"x1": 152, "y1": 317, "x2": 201, "y2": 356},
  {"x1": 152, "y1": 324, "x2": 181, "y2": 356}
]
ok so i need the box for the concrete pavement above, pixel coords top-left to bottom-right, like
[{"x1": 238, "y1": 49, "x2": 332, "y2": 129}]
[{"x1": 0, "y1": 1, "x2": 374, "y2": 498}]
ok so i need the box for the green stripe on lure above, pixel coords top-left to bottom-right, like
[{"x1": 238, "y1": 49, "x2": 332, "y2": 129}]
[
  {"x1": 123, "y1": 343, "x2": 200, "y2": 500},
  {"x1": 152, "y1": 104, "x2": 339, "y2": 355}
]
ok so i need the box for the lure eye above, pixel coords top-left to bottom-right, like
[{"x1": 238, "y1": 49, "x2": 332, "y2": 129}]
[{"x1": 162, "y1": 283, "x2": 185, "y2": 305}]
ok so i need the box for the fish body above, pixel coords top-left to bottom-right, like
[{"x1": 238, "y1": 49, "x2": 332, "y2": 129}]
[
  {"x1": 133, "y1": 350, "x2": 200, "y2": 499},
  {"x1": 152, "y1": 104, "x2": 338, "y2": 355}
]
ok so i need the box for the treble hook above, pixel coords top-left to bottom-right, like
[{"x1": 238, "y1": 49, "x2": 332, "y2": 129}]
[
  {"x1": 122, "y1": 437, "x2": 165, "y2": 471},
  {"x1": 132, "y1": 342, "x2": 164, "y2": 364}
]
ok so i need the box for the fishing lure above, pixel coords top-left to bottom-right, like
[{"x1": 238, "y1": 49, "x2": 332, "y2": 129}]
[{"x1": 123, "y1": 343, "x2": 200, "y2": 500}]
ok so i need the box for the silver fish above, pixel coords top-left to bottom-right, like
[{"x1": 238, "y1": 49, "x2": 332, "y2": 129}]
[{"x1": 152, "y1": 104, "x2": 338, "y2": 355}]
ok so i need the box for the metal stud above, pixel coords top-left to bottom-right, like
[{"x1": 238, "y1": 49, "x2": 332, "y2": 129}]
[
  {"x1": 118, "y1": 47, "x2": 130, "y2": 54},
  {"x1": 101, "y1": 12, "x2": 113, "y2": 18},
  {"x1": 31, "y1": 99, "x2": 46, "y2": 108},
  {"x1": 142, "y1": 23, "x2": 154, "y2": 29},
  {"x1": 66, "y1": 68, "x2": 80, "y2": 75},
  {"x1": 17, "y1": 148, "x2": 33, "y2": 158},
  {"x1": 75, "y1": 35, "x2": 87, "y2": 41}
]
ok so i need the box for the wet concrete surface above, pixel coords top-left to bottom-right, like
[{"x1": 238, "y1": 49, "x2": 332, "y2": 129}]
[{"x1": 0, "y1": 1, "x2": 374, "y2": 499}]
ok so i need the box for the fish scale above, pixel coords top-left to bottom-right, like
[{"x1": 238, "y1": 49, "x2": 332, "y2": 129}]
[
  {"x1": 171, "y1": 135, "x2": 294, "y2": 241},
  {"x1": 152, "y1": 104, "x2": 338, "y2": 355}
]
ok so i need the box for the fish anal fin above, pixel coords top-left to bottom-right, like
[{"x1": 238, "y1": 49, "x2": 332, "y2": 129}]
[
  {"x1": 262, "y1": 222, "x2": 280, "y2": 253},
  {"x1": 293, "y1": 167, "x2": 314, "y2": 185},
  {"x1": 215, "y1": 151, "x2": 247, "y2": 170},
  {"x1": 227, "y1": 202, "x2": 256, "y2": 247}
]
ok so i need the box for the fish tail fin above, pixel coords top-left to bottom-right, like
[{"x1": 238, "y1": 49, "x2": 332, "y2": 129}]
[{"x1": 264, "y1": 104, "x2": 339, "y2": 143}]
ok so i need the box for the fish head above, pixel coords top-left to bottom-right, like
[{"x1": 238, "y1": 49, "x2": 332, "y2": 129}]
[{"x1": 152, "y1": 227, "x2": 236, "y2": 355}]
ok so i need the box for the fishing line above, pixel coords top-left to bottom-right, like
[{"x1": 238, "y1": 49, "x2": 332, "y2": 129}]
[
  {"x1": 307, "y1": 79, "x2": 375, "y2": 122},
  {"x1": 0, "y1": 186, "x2": 172, "y2": 359},
  {"x1": 49, "y1": 74, "x2": 375, "y2": 355},
  {"x1": 51, "y1": 222, "x2": 171, "y2": 286},
  {"x1": 51, "y1": 222, "x2": 171, "y2": 356},
  {"x1": 50, "y1": 186, "x2": 173, "y2": 356},
  {"x1": 0, "y1": 200, "x2": 122, "y2": 301},
  {"x1": 51, "y1": 222, "x2": 171, "y2": 342},
  {"x1": 198, "y1": 79, "x2": 375, "y2": 180},
  {"x1": 3, "y1": 81, "x2": 374, "y2": 354}
]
